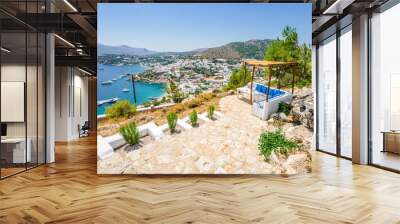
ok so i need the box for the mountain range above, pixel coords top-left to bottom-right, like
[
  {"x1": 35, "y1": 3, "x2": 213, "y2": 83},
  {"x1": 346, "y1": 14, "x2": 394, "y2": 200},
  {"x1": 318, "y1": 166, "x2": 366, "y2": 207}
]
[{"x1": 98, "y1": 39, "x2": 272, "y2": 59}]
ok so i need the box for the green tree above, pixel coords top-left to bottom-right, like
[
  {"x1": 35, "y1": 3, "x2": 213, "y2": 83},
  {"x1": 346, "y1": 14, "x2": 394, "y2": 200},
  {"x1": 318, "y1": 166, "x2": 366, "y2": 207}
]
[
  {"x1": 224, "y1": 64, "x2": 252, "y2": 90},
  {"x1": 297, "y1": 43, "x2": 312, "y2": 87},
  {"x1": 264, "y1": 40, "x2": 287, "y2": 88},
  {"x1": 264, "y1": 26, "x2": 311, "y2": 88}
]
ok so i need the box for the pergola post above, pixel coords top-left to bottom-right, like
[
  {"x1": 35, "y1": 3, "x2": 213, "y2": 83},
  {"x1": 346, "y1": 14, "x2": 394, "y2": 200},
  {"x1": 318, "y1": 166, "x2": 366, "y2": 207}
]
[
  {"x1": 291, "y1": 65, "x2": 296, "y2": 94},
  {"x1": 266, "y1": 65, "x2": 272, "y2": 102},
  {"x1": 250, "y1": 65, "x2": 255, "y2": 104}
]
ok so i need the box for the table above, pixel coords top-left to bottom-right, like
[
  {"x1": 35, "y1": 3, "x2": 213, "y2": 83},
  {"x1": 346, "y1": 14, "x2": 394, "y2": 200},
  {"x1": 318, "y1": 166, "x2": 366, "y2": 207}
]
[{"x1": 381, "y1": 131, "x2": 400, "y2": 154}]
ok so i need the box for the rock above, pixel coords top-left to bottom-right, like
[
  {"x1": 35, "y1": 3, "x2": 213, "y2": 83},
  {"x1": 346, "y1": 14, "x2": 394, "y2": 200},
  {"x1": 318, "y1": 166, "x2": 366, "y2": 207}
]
[
  {"x1": 284, "y1": 153, "x2": 310, "y2": 174},
  {"x1": 271, "y1": 113, "x2": 280, "y2": 120},
  {"x1": 157, "y1": 155, "x2": 171, "y2": 164},
  {"x1": 269, "y1": 152, "x2": 281, "y2": 166},
  {"x1": 291, "y1": 88, "x2": 314, "y2": 129},
  {"x1": 215, "y1": 167, "x2": 227, "y2": 174},
  {"x1": 216, "y1": 154, "x2": 229, "y2": 167},
  {"x1": 128, "y1": 151, "x2": 140, "y2": 161},
  {"x1": 279, "y1": 112, "x2": 288, "y2": 122},
  {"x1": 195, "y1": 156, "x2": 212, "y2": 173}
]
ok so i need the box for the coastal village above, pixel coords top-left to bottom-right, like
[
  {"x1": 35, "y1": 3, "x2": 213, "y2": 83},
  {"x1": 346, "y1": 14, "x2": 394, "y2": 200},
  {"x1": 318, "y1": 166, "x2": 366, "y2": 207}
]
[{"x1": 99, "y1": 54, "x2": 241, "y2": 96}]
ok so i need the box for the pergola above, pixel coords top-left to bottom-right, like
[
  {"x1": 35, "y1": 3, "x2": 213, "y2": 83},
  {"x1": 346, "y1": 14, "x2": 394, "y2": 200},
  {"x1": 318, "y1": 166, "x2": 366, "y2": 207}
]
[{"x1": 243, "y1": 59, "x2": 298, "y2": 103}]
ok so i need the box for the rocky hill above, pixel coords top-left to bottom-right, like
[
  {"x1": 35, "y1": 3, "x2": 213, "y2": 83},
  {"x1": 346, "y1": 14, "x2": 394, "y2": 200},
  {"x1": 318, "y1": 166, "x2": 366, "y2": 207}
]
[
  {"x1": 198, "y1": 39, "x2": 271, "y2": 59},
  {"x1": 98, "y1": 44, "x2": 158, "y2": 56},
  {"x1": 99, "y1": 39, "x2": 272, "y2": 59}
]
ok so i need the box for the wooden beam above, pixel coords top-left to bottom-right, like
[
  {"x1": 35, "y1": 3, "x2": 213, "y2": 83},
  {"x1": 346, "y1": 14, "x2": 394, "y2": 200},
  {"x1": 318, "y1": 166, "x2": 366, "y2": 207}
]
[
  {"x1": 266, "y1": 65, "x2": 272, "y2": 102},
  {"x1": 291, "y1": 65, "x2": 296, "y2": 95},
  {"x1": 250, "y1": 65, "x2": 255, "y2": 104}
]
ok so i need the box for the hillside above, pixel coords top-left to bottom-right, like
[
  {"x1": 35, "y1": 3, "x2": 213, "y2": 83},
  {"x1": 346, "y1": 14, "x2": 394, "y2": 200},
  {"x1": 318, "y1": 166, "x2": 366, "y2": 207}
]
[
  {"x1": 99, "y1": 39, "x2": 272, "y2": 59},
  {"x1": 98, "y1": 44, "x2": 158, "y2": 56},
  {"x1": 198, "y1": 39, "x2": 271, "y2": 59}
]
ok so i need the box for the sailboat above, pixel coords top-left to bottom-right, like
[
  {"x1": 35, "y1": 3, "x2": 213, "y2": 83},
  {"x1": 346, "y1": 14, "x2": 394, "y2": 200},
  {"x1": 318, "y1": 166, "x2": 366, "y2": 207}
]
[{"x1": 101, "y1": 80, "x2": 113, "y2": 85}]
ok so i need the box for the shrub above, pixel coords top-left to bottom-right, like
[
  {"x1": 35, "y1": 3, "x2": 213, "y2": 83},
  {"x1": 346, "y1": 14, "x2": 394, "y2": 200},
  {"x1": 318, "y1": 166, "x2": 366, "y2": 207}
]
[
  {"x1": 172, "y1": 92, "x2": 185, "y2": 103},
  {"x1": 171, "y1": 103, "x2": 185, "y2": 113},
  {"x1": 186, "y1": 98, "x2": 201, "y2": 108},
  {"x1": 189, "y1": 110, "x2": 198, "y2": 127},
  {"x1": 224, "y1": 64, "x2": 252, "y2": 90},
  {"x1": 258, "y1": 129, "x2": 300, "y2": 160},
  {"x1": 278, "y1": 102, "x2": 292, "y2": 115},
  {"x1": 207, "y1": 105, "x2": 215, "y2": 119},
  {"x1": 131, "y1": 103, "x2": 137, "y2": 115},
  {"x1": 119, "y1": 122, "x2": 140, "y2": 146},
  {"x1": 105, "y1": 100, "x2": 132, "y2": 119},
  {"x1": 153, "y1": 100, "x2": 161, "y2": 106},
  {"x1": 167, "y1": 112, "x2": 178, "y2": 133},
  {"x1": 198, "y1": 92, "x2": 214, "y2": 101},
  {"x1": 212, "y1": 89, "x2": 221, "y2": 94},
  {"x1": 143, "y1": 101, "x2": 152, "y2": 108},
  {"x1": 272, "y1": 119, "x2": 284, "y2": 129}
]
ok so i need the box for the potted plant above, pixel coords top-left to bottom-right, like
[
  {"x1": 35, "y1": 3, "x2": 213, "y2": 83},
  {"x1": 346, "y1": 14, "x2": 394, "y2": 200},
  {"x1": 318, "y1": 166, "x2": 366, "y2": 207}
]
[
  {"x1": 167, "y1": 112, "x2": 178, "y2": 133},
  {"x1": 207, "y1": 105, "x2": 215, "y2": 119},
  {"x1": 119, "y1": 122, "x2": 140, "y2": 146},
  {"x1": 189, "y1": 110, "x2": 198, "y2": 127}
]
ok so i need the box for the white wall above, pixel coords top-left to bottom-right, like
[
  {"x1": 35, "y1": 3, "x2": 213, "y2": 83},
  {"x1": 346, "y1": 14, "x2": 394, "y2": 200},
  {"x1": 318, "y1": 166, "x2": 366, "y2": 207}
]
[{"x1": 54, "y1": 67, "x2": 89, "y2": 141}]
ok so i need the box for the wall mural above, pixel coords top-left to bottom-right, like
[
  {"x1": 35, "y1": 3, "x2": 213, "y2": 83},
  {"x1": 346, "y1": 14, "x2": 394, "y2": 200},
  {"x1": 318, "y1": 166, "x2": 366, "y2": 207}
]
[{"x1": 96, "y1": 3, "x2": 313, "y2": 174}]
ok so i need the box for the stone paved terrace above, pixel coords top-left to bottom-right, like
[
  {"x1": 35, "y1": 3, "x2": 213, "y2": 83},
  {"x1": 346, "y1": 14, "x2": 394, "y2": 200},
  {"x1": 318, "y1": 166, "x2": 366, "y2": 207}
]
[{"x1": 98, "y1": 95, "x2": 312, "y2": 174}]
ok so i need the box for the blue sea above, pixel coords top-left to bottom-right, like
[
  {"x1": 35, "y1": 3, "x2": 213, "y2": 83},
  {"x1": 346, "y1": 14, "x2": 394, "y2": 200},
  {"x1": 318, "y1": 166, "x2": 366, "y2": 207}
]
[{"x1": 97, "y1": 64, "x2": 166, "y2": 115}]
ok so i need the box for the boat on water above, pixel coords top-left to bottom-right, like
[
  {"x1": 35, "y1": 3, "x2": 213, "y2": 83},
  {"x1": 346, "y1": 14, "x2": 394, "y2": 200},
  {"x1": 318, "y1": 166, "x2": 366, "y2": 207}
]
[
  {"x1": 101, "y1": 80, "x2": 113, "y2": 85},
  {"x1": 122, "y1": 88, "x2": 129, "y2": 92},
  {"x1": 97, "y1": 97, "x2": 119, "y2": 106}
]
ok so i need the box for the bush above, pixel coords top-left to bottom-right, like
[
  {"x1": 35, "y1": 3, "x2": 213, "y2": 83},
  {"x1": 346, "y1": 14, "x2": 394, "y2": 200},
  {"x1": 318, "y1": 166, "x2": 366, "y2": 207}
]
[
  {"x1": 143, "y1": 101, "x2": 152, "y2": 108},
  {"x1": 119, "y1": 122, "x2": 140, "y2": 146},
  {"x1": 212, "y1": 89, "x2": 221, "y2": 94},
  {"x1": 131, "y1": 103, "x2": 137, "y2": 115},
  {"x1": 167, "y1": 112, "x2": 178, "y2": 133},
  {"x1": 172, "y1": 92, "x2": 185, "y2": 103},
  {"x1": 258, "y1": 129, "x2": 300, "y2": 160},
  {"x1": 153, "y1": 100, "x2": 161, "y2": 106},
  {"x1": 224, "y1": 64, "x2": 252, "y2": 90},
  {"x1": 186, "y1": 98, "x2": 201, "y2": 108},
  {"x1": 278, "y1": 102, "x2": 292, "y2": 115},
  {"x1": 189, "y1": 110, "x2": 198, "y2": 127},
  {"x1": 171, "y1": 103, "x2": 185, "y2": 113},
  {"x1": 199, "y1": 92, "x2": 214, "y2": 101},
  {"x1": 105, "y1": 100, "x2": 132, "y2": 119},
  {"x1": 207, "y1": 105, "x2": 215, "y2": 119}
]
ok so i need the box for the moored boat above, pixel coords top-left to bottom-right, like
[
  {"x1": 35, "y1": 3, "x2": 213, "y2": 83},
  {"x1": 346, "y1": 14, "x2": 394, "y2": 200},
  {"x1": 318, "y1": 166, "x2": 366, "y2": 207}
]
[
  {"x1": 97, "y1": 97, "x2": 119, "y2": 106},
  {"x1": 101, "y1": 80, "x2": 113, "y2": 85}
]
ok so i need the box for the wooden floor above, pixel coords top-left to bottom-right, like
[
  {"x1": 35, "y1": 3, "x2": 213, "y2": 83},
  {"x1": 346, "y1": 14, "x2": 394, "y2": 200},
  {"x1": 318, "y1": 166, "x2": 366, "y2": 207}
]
[{"x1": 1, "y1": 136, "x2": 400, "y2": 223}]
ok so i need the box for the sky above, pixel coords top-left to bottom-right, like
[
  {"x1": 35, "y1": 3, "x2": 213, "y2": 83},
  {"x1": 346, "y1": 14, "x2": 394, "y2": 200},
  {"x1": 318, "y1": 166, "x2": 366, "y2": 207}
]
[{"x1": 98, "y1": 4, "x2": 312, "y2": 52}]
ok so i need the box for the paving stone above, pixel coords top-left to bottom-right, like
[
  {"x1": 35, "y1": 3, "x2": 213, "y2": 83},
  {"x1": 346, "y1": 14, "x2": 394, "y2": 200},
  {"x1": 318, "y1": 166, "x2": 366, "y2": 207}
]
[{"x1": 98, "y1": 95, "x2": 312, "y2": 174}]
